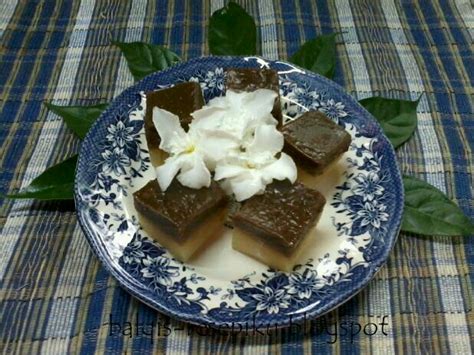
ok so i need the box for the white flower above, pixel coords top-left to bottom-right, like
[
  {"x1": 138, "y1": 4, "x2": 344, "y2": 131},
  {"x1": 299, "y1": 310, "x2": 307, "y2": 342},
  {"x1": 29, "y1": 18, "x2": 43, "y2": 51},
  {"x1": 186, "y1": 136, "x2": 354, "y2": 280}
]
[
  {"x1": 191, "y1": 89, "x2": 278, "y2": 141},
  {"x1": 152, "y1": 89, "x2": 298, "y2": 201},
  {"x1": 214, "y1": 125, "x2": 297, "y2": 201},
  {"x1": 153, "y1": 107, "x2": 239, "y2": 190}
]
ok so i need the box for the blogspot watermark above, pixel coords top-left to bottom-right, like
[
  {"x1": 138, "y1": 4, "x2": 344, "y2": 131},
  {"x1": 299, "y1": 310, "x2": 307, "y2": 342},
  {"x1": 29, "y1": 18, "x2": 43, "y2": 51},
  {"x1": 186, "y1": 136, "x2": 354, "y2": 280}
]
[{"x1": 104, "y1": 313, "x2": 389, "y2": 344}]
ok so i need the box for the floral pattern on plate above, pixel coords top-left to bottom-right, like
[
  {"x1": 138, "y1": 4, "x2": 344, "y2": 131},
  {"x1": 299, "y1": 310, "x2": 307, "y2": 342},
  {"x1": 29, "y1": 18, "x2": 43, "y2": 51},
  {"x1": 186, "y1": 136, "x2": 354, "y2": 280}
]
[{"x1": 75, "y1": 56, "x2": 403, "y2": 327}]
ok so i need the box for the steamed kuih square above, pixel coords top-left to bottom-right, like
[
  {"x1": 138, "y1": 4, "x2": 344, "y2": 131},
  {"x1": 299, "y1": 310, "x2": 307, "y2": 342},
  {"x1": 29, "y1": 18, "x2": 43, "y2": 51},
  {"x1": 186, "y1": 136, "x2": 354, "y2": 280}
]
[
  {"x1": 282, "y1": 111, "x2": 351, "y2": 179},
  {"x1": 144, "y1": 82, "x2": 204, "y2": 166},
  {"x1": 232, "y1": 181, "x2": 326, "y2": 272},
  {"x1": 133, "y1": 179, "x2": 227, "y2": 261},
  {"x1": 225, "y1": 68, "x2": 283, "y2": 126}
]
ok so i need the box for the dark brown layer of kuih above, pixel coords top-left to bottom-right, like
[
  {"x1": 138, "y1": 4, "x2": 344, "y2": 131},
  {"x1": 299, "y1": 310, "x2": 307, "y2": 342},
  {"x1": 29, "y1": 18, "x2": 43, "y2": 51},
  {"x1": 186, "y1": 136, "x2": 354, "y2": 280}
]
[
  {"x1": 282, "y1": 111, "x2": 351, "y2": 173},
  {"x1": 144, "y1": 82, "x2": 204, "y2": 151},
  {"x1": 232, "y1": 181, "x2": 326, "y2": 256},
  {"x1": 225, "y1": 68, "x2": 283, "y2": 126},
  {"x1": 134, "y1": 179, "x2": 227, "y2": 241}
]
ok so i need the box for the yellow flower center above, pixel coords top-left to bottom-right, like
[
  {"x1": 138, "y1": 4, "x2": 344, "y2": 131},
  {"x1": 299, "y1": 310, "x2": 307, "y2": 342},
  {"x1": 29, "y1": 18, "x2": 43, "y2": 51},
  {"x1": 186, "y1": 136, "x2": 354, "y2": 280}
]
[{"x1": 184, "y1": 145, "x2": 195, "y2": 154}]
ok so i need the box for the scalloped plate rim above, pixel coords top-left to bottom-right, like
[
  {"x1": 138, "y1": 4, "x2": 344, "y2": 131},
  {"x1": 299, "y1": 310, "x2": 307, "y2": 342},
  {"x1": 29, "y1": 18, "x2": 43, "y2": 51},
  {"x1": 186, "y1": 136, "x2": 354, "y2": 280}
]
[{"x1": 74, "y1": 55, "x2": 404, "y2": 328}]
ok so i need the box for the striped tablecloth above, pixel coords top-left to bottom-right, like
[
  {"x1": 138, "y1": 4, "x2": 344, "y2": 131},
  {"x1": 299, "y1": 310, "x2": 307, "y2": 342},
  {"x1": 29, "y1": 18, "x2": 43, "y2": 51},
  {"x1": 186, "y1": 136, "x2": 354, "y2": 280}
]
[{"x1": 1, "y1": 1, "x2": 473, "y2": 353}]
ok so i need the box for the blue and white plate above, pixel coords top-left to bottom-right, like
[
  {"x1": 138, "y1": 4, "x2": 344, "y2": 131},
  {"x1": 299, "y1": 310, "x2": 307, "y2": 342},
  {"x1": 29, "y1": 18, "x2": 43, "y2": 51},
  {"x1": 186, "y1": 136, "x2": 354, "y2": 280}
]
[{"x1": 75, "y1": 56, "x2": 403, "y2": 328}]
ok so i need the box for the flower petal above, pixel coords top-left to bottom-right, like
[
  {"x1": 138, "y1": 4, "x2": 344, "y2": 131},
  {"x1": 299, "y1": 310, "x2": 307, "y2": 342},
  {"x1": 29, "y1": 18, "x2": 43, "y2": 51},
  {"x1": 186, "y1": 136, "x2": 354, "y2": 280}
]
[
  {"x1": 230, "y1": 173, "x2": 266, "y2": 202},
  {"x1": 231, "y1": 89, "x2": 277, "y2": 120},
  {"x1": 223, "y1": 90, "x2": 243, "y2": 108},
  {"x1": 152, "y1": 107, "x2": 187, "y2": 153},
  {"x1": 214, "y1": 161, "x2": 248, "y2": 181},
  {"x1": 191, "y1": 90, "x2": 278, "y2": 143},
  {"x1": 260, "y1": 153, "x2": 297, "y2": 184},
  {"x1": 217, "y1": 179, "x2": 233, "y2": 195},
  {"x1": 204, "y1": 95, "x2": 229, "y2": 109},
  {"x1": 190, "y1": 106, "x2": 227, "y2": 131},
  {"x1": 247, "y1": 124, "x2": 284, "y2": 155},
  {"x1": 155, "y1": 155, "x2": 183, "y2": 191},
  {"x1": 192, "y1": 105, "x2": 250, "y2": 142},
  {"x1": 197, "y1": 132, "x2": 240, "y2": 168},
  {"x1": 177, "y1": 154, "x2": 211, "y2": 189}
]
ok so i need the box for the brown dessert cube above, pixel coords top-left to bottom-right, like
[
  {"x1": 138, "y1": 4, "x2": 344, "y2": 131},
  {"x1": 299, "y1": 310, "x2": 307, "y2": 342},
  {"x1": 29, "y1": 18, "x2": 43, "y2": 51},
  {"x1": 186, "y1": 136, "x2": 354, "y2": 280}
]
[
  {"x1": 225, "y1": 68, "x2": 283, "y2": 126},
  {"x1": 232, "y1": 181, "x2": 325, "y2": 272},
  {"x1": 134, "y1": 179, "x2": 227, "y2": 261},
  {"x1": 144, "y1": 82, "x2": 204, "y2": 166},
  {"x1": 283, "y1": 111, "x2": 351, "y2": 185}
]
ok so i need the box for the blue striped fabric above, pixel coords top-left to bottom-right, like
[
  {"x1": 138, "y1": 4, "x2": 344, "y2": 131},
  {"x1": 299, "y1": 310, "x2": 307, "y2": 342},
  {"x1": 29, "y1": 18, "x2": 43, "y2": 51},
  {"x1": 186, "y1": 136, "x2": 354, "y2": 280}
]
[{"x1": 0, "y1": 0, "x2": 473, "y2": 353}]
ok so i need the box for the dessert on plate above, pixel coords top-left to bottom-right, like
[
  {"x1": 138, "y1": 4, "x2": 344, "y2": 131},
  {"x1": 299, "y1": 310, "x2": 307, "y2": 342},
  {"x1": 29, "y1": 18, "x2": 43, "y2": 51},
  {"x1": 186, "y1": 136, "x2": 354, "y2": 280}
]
[
  {"x1": 282, "y1": 111, "x2": 351, "y2": 187},
  {"x1": 232, "y1": 181, "x2": 326, "y2": 272},
  {"x1": 134, "y1": 179, "x2": 227, "y2": 261},
  {"x1": 133, "y1": 67, "x2": 351, "y2": 270}
]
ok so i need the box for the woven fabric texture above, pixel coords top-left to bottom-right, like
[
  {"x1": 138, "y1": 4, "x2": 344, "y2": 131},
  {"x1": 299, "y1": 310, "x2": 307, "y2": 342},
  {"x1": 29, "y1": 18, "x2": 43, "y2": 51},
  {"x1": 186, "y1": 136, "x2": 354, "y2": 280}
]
[{"x1": 0, "y1": 0, "x2": 473, "y2": 353}]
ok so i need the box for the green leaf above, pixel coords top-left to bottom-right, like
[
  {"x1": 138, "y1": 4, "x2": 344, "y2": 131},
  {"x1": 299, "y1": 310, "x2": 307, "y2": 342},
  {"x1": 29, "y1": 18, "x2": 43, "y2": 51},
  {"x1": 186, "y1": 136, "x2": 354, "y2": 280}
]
[
  {"x1": 113, "y1": 41, "x2": 181, "y2": 81},
  {"x1": 209, "y1": 2, "x2": 257, "y2": 56},
  {"x1": 289, "y1": 33, "x2": 337, "y2": 79},
  {"x1": 45, "y1": 102, "x2": 107, "y2": 139},
  {"x1": 5, "y1": 155, "x2": 77, "y2": 200},
  {"x1": 359, "y1": 96, "x2": 420, "y2": 148},
  {"x1": 402, "y1": 175, "x2": 474, "y2": 236}
]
